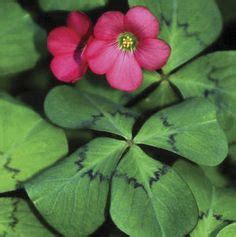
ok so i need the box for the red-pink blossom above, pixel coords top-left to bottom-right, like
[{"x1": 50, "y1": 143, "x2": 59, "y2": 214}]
[
  {"x1": 85, "y1": 6, "x2": 171, "y2": 92},
  {"x1": 47, "y1": 11, "x2": 92, "y2": 83}
]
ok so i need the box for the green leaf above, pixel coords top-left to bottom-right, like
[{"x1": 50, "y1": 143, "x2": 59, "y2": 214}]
[
  {"x1": 39, "y1": 0, "x2": 108, "y2": 11},
  {"x1": 26, "y1": 138, "x2": 127, "y2": 237},
  {"x1": 170, "y1": 52, "x2": 236, "y2": 141},
  {"x1": 134, "y1": 98, "x2": 228, "y2": 166},
  {"x1": 217, "y1": 223, "x2": 236, "y2": 237},
  {"x1": 0, "y1": 96, "x2": 68, "y2": 192},
  {"x1": 200, "y1": 166, "x2": 229, "y2": 188},
  {"x1": 191, "y1": 189, "x2": 236, "y2": 237},
  {"x1": 174, "y1": 160, "x2": 236, "y2": 237},
  {"x1": 128, "y1": 0, "x2": 222, "y2": 73},
  {"x1": 0, "y1": 197, "x2": 54, "y2": 236},
  {"x1": 75, "y1": 72, "x2": 133, "y2": 105},
  {"x1": 133, "y1": 70, "x2": 162, "y2": 95},
  {"x1": 45, "y1": 85, "x2": 138, "y2": 139},
  {"x1": 174, "y1": 160, "x2": 214, "y2": 214},
  {"x1": 135, "y1": 80, "x2": 180, "y2": 112},
  {"x1": 0, "y1": 1, "x2": 45, "y2": 76},
  {"x1": 76, "y1": 71, "x2": 161, "y2": 108},
  {"x1": 110, "y1": 145, "x2": 198, "y2": 237}
]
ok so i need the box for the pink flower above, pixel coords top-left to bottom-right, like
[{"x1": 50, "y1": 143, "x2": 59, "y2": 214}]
[
  {"x1": 85, "y1": 6, "x2": 171, "y2": 92},
  {"x1": 47, "y1": 11, "x2": 92, "y2": 83}
]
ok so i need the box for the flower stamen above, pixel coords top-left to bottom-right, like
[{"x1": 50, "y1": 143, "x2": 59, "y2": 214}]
[{"x1": 118, "y1": 32, "x2": 137, "y2": 52}]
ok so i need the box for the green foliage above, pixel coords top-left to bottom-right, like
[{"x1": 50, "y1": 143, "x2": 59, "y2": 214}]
[
  {"x1": 110, "y1": 145, "x2": 198, "y2": 237},
  {"x1": 46, "y1": 88, "x2": 228, "y2": 165},
  {"x1": 26, "y1": 138, "x2": 199, "y2": 237},
  {"x1": 26, "y1": 138, "x2": 127, "y2": 237},
  {"x1": 170, "y1": 51, "x2": 236, "y2": 142},
  {"x1": 136, "y1": 80, "x2": 180, "y2": 112},
  {"x1": 135, "y1": 98, "x2": 228, "y2": 166},
  {"x1": 0, "y1": 0, "x2": 235, "y2": 236},
  {"x1": 174, "y1": 160, "x2": 236, "y2": 237},
  {"x1": 200, "y1": 166, "x2": 229, "y2": 188},
  {"x1": 128, "y1": 0, "x2": 222, "y2": 73},
  {"x1": 32, "y1": 89, "x2": 229, "y2": 236},
  {"x1": 45, "y1": 85, "x2": 138, "y2": 139},
  {"x1": 217, "y1": 223, "x2": 236, "y2": 237},
  {"x1": 0, "y1": 1, "x2": 45, "y2": 77},
  {"x1": 0, "y1": 197, "x2": 54, "y2": 236},
  {"x1": 0, "y1": 95, "x2": 68, "y2": 192},
  {"x1": 76, "y1": 71, "x2": 162, "y2": 109},
  {"x1": 39, "y1": 0, "x2": 108, "y2": 11},
  {"x1": 75, "y1": 73, "x2": 133, "y2": 105}
]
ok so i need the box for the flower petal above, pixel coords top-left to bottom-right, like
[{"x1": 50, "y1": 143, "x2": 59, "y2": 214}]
[
  {"x1": 135, "y1": 39, "x2": 171, "y2": 70},
  {"x1": 67, "y1": 11, "x2": 92, "y2": 37},
  {"x1": 50, "y1": 53, "x2": 87, "y2": 83},
  {"x1": 94, "y1": 11, "x2": 125, "y2": 40},
  {"x1": 47, "y1": 27, "x2": 80, "y2": 56},
  {"x1": 106, "y1": 53, "x2": 143, "y2": 92},
  {"x1": 85, "y1": 39, "x2": 119, "y2": 75},
  {"x1": 125, "y1": 6, "x2": 159, "y2": 39}
]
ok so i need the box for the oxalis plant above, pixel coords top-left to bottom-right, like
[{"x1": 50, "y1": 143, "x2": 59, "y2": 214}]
[{"x1": 0, "y1": 0, "x2": 236, "y2": 237}]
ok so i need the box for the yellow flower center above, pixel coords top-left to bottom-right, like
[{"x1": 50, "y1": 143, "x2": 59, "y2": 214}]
[{"x1": 118, "y1": 32, "x2": 137, "y2": 52}]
